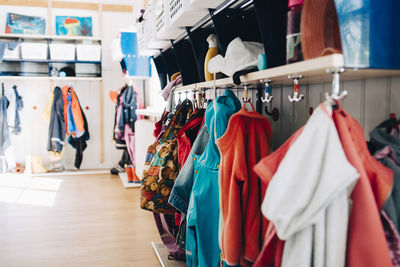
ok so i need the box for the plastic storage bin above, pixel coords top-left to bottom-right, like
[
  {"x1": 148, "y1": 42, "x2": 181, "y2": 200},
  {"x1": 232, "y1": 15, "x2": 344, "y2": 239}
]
[
  {"x1": 211, "y1": 8, "x2": 262, "y2": 56},
  {"x1": 173, "y1": 39, "x2": 200, "y2": 85},
  {"x1": 187, "y1": 27, "x2": 215, "y2": 82},
  {"x1": 190, "y1": 0, "x2": 225, "y2": 9},
  {"x1": 3, "y1": 44, "x2": 20, "y2": 60},
  {"x1": 334, "y1": 0, "x2": 400, "y2": 69},
  {"x1": 49, "y1": 44, "x2": 75, "y2": 61},
  {"x1": 137, "y1": 21, "x2": 159, "y2": 56},
  {"x1": 76, "y1": 44, "x2": 101, "y2": 61},
  {"x1": 20, "y1": 43, "x2": 48, "y2": 60},
  {"x1": 166, "y1": 0, "x2": 208, "y2": 27},
  {"x1": 145, "y1": 4, "x2": 170, "y2": 49},
  {"x1": 161, "y1": 47, "x2": 180, "y2": 80},
  {"x1": 153, "y1": 54, "x2": 168, "y2": 89},
  {"x1": 156, "y1": 1, "x2": 185, "y2": 40},
  {"x1": 254, "y1": 0, "x2": 287, "y2": 68}
]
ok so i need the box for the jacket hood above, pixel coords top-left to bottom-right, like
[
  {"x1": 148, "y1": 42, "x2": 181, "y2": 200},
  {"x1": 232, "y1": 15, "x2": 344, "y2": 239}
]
[{"x1": 199, "y1": 89, "x2": 241, "y2": 169}]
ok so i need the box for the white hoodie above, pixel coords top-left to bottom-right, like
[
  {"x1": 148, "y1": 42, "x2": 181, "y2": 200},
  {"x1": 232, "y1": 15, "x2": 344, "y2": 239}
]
[{"x1": 262, "y1": 103, "x2": 359, "y2": 267}]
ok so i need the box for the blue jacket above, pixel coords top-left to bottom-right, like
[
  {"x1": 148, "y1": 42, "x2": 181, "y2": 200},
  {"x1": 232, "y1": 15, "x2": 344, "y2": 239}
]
[
  {"x1": 169, "y1": 123, "x2": 210, "y2": 214},
  {"x1": 0, "y1": 93, "x2": 10, "y2": 156},
  {"x1": 186, "y1": 89, "x2": 241, "y2": 267}
]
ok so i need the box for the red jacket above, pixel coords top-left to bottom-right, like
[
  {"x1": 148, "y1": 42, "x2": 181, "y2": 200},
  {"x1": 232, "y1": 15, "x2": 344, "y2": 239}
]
[
  {"x1": 333, "y1": 105, "x2": 393, "y2": 267},
  {"x1": 62, "y1": 86, "x2": 85, "y2": 136},
  {"x1": 218, "y1": 108, "x2": 272, "y2": 266}
]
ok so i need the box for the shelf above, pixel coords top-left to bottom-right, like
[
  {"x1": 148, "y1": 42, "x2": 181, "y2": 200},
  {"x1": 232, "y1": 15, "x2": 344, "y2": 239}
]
[
  {"x1": 118, "y1": 173, "x2": 141, "y2": 188},
  {"x1": 0, "y1": 33, "x2": 101, "y2": 42},
  {"x1": 0, "y1": 76, "x2": 102, "y2": 81},
  {"x1": 136, "y1": 108, "x2": 164, "y2": 117},
  {"x1": 3, "y1": 59, "x2": 101, "y2": 64},
  {"x1": 152, "y1": 242, "x2": 186, "y2": 267},
  {"x1": 175, "y1": 54, "x2": 400, "y2": 92}
]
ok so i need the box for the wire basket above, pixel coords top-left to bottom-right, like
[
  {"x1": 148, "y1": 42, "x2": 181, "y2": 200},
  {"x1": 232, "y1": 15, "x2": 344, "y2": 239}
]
[
  {"x1": 189, "y1": 0, "x2": 226, "y2": 9},
  {"x1": 144, "y1": 4, "x2": 170, "y2": 49},
  {"x1": 156, "y1": 2, "x2": 185, "y2": 40},
  {"x1": 167, "y1": 0, "x2": 208, "y2": 27}
]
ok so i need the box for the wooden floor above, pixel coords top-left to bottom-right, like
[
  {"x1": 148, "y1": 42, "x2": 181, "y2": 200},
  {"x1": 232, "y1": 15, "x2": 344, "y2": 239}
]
[{"x1": 0, "y1": 173, "x2": 162, "y2": 266}]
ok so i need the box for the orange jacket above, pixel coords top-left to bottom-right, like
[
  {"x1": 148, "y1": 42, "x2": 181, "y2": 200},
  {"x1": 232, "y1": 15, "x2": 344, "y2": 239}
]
[
  {"x1": 217, "y1": 108, "x2": 272, "y2": 266},
  {"x1": 62, "y1": 86, "x2": 85, "y2": 136},
  {"x1": 333, "y1": 105, "x2": 393, "y2": 267}
]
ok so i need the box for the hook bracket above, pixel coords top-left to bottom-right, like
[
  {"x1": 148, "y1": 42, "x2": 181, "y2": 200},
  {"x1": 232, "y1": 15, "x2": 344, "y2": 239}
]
[
  {"x1": 242, "y1": 83, "x2": 251, "y2": 103},
  {"x1": 325, "y1": 68, "x2": 347, "y2": 101},
  {"x1": 288, "y1": 75, "x2": 304, "y2": 102},
  {"x1": 261, "y1": 80, "x2": 273, "y2": 103}
]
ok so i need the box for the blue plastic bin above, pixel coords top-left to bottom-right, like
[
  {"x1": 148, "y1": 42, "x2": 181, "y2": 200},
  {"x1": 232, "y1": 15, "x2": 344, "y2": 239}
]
[{"x1": 334, "y1": 0, "x2": 400, "y2": 69}]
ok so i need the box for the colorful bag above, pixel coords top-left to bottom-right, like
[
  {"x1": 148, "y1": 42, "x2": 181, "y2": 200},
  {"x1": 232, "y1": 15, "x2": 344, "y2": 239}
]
[{"x1": 140, "y1": 99, "x2": 193, "y2": 214}]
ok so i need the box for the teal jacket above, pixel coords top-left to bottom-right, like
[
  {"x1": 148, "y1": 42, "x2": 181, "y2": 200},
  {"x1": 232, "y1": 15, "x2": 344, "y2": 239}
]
[{"x1": 186, "y1": 89, "x2": 241, "y2": 267}]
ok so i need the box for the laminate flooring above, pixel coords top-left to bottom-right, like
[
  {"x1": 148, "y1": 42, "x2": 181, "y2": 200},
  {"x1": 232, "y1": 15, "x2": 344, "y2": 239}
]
[{"x1": 0, "y1": 173, "x2": 162, "y2": 267}]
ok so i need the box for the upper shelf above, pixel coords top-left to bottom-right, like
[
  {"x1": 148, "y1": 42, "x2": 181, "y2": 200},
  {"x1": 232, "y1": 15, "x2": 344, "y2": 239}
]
[
  {"x1": 0, "y1": 33, "x2": 101, "y2": 42},
  {"x1": 3, "y1": 59, "x2": 101, "y2": 64},
  {"x1": 136, "y1": 108, "x2": 164, "y2": 117},
  {"x1": 175, "y1": 54, "x2": 400, "y2": 92},
  {"x1": 0, "y1": 76, "x2": 102, "y2": 81}
]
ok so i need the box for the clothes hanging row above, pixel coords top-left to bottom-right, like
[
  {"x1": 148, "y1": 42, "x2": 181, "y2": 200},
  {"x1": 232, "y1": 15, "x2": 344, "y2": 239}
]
[
  {"x1": 110, "y1": 81, "x2": 143, "y2": 180},
  {"x1": 47, "y1": 85, "x2": 89, "y2": 170},
  {"x1": 138, "y1": 75, "x2": 400, "y2": 267}
]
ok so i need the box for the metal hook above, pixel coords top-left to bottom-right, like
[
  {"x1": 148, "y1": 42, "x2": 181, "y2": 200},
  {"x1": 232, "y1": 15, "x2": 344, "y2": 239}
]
[
  {"x1": 288, "y1": 75, "x2": 304, "y2": 102},
  {"x1": 261, "y1": 80, "x2": 273, "y2": 103},
  {"x1": 265, "y1": 106, "x2": 280, "y2": 121},
  {"x1": 242, "y1": 83, "x2": 251, "y2": 103},
  {"x1": 325, "y1": 68, "x2": 347, "y2": 101}
]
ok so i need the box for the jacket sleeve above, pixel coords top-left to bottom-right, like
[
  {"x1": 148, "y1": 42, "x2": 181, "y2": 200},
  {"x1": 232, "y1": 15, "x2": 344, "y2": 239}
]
[{"x1": 169, "y1": 124, "x2": 209, "y2": 213}]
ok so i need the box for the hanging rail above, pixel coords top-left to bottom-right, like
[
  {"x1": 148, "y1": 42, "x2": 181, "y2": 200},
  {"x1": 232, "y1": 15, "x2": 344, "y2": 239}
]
[{"x1": 172, "y1": 53, "x2": 400, "y2": 93}]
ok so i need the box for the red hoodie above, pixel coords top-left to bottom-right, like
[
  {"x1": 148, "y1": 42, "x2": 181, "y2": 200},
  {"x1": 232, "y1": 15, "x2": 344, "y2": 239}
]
[{"x1": 217, "y1": 108, "x2": 272, "y2": 266}]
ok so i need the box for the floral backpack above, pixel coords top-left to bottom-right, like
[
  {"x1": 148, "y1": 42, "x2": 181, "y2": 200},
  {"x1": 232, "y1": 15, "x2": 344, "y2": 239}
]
[{"x1": 140, "y1": 99, "x2": 193, "y2": 214}]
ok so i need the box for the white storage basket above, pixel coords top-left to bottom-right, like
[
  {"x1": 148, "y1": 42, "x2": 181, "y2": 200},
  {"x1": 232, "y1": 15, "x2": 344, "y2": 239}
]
[
  {"x1": 76, "y1": 44, "x2": 101, "y2": 61},
  {"x1": 167, "y1": 0, "x2": 208, "y2": 27},
  {"x1": 20, "y1": 43, "x2": 48, "y2": 60},
  {"x1": 156, "y1": 1, "x2": 185, "y2": 40},
  {"x1": 189, "y1": 0, "x2": 226, "y2": 9},
  {"x1": 49, "y1": 44, "x2": 75, "y2": 61},
  {"x1": 145, "y1": 4, "x2": 170, "y2": 49},
  {"x1": 136, "y1": 21, "x2": 160, "y2": 56},
  {"x1": 3, "y1": 44, "x2": 20, "y2": 60}
]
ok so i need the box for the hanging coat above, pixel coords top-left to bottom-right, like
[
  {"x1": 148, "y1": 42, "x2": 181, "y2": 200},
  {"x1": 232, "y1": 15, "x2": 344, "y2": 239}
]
[
  {"x1": 332, "y1": 104, "x2": 393, "y2": 267},
  {"x1": 68, "y1": 106, "x2": 90, "y2": 169},
  {"x1": 113, "y1": 87, "x2": 126, "y2": 149},
  {"x1": 47, "y1": 87, "x2": 65, "y2": 152},
  {"x1": 218, "y1": 107, "x2": 272, "y2": 266},
  {"x1": 119, "y1": 85, "x2": 137, "y2": 132},
  {"x1": 62, "y1": 86, "x2": 85, "y2": 138},
  {"x1": 262, "y1": 103, "x2": 359, "y2": 267},
  {"x1": 0, "y1": 94, "x2": 10, "y2": 156},
  {"x1": 186, "y1": 89, "x2": 241, "y2": 267},
  {"x1": 11, "y1": 85, "x2": 23, "y2": 135}
]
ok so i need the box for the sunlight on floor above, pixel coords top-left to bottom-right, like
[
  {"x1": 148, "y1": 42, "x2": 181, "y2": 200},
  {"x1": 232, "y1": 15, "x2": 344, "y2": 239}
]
[{"x1": 0, "y1": 174, "x2": 63, "y2": 207}]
